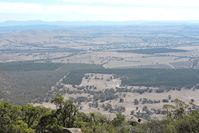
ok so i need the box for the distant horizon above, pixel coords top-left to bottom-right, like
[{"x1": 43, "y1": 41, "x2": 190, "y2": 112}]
[{"x1": 1, "y1": 20, "x2": 199, "y2": 25}]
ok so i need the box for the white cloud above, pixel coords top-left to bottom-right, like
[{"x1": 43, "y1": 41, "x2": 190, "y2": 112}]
[
  {"x1": 0, "y1": 0, "x2": 199, "y2": 21},
  {"x1": 61, "y1": 0, "x2": 199, "y2": 8}
]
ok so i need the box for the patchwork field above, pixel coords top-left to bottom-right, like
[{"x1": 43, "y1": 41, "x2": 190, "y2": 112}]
[{"x1": 1, "y1": 25, "x2": 199, "y2": 69}]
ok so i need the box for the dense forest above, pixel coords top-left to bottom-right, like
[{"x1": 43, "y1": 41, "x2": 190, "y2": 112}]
[
  {"x1": 0, "y1": 62, "x2": 104, "y2": 104},
  {"x1": 1, "y1": 62, "x2": 199, "y2": 104},
  {"x1": 0, "y1": 95, "x2": 199, "y2": 133},
  {"x1": 63, "y1": 68, "x2": 199, "y2": 87}
]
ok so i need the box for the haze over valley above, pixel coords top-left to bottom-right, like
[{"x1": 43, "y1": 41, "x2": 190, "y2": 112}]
[{"x1": 0, "y1": 22, "x2": 199, "y2": 123}]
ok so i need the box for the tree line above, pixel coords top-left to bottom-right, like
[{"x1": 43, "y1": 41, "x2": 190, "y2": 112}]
[{"x1": 0, "y1": 95, "x2": 199, "y2": 133}]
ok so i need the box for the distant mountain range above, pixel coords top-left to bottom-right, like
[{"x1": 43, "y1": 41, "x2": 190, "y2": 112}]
[{"x1": 1, "y1": 20, "x2": 199, "y2": 27}]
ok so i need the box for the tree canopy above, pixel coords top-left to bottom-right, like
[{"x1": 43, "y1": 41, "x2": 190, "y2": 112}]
[{"x1": 0, "y1": 95, "x2": 199, "y2": 133}]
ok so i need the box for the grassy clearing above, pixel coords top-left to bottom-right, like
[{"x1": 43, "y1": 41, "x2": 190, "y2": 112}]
[{"x1": 63, "y1": 68, "x2": 199, "y2": 87}]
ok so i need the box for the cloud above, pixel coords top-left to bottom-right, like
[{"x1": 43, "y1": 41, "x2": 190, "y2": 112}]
[
  {"x1": 60, "y1": 0, "x2": 199, "y2": 8},
  {"x1": 0, "y1": 0, "x2": 198, "y2": 21}
]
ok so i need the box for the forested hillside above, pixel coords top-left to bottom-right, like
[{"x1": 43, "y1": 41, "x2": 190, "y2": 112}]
[
  {"x1": 0, "y1": 95, "x2": 199, "y2": 133},
  {"x1": 0, "y1": 62, "x2": 103, "y2": 104}
]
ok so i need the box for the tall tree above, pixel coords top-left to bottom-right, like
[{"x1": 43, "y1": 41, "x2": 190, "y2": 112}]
[
  {"x1": 51, "y1": 94, "x2": 64, "y2": 109},
  {"x1": 22, "y1": 105, "x2": 47, "y2": 128},
  {"x1": 56, "y1": 100, "x2": 78, "y2": 128}
]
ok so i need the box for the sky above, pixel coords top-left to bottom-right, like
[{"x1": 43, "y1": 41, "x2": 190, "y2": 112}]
[{"x1": 0, "y1": 0, "x2": 199, "y2": 22}]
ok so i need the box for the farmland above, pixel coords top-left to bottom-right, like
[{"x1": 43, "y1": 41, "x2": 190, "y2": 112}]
[{"x1": 0, "y1": 23, "x2": 199, "y2": 121}]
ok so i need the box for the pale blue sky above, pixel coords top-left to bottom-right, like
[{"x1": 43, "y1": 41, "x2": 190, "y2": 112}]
[{"x1": 0, "y1": 0, "x2": 199, "y2": 22}]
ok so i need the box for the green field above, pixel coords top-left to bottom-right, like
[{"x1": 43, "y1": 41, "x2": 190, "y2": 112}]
[{"x1": 117, "y1": 48, "x2": 187, "y2": 54}]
